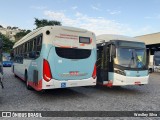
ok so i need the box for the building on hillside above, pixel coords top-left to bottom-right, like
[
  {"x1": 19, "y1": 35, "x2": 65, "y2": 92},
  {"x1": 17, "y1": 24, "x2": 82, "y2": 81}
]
[{"x1": 0, "y1": 26, "x2": 22, "y2": 42}]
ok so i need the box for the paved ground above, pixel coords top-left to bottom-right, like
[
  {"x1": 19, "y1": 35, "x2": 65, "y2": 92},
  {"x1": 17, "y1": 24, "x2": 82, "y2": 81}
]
[{"x1": 0, "y1": 67, "x2": 160, "y2": 119}]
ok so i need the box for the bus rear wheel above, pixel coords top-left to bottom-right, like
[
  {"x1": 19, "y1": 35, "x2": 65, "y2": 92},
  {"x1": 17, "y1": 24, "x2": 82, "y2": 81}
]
[
  {"x1": 25, "y1": 71, "x2": 32, "y2": 90},
  {"x1": 149, "y1": 68, "x2": 153, "y2": 73}
]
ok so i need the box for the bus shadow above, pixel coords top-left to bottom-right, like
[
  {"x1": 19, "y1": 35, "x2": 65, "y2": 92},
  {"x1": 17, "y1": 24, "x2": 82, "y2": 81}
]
[
  {"x1": 33, "y1": 87, "x2": 89, "y2": 99},
  {"x1": 85, "y1": 85, "x2": 147, "y2": 95},
  {"x1": 9, "y1": 73, "x2": 89, "y2": 99}
]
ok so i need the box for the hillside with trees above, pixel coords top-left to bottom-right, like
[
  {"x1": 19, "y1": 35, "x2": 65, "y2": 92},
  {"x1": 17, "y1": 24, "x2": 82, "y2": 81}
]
[
  {"x1": 0, "y1": 33, "x2": 14, "y2": 53},
  {"x1": 0, "y1": 18, "x2": 61, "y2": 52},
  {"x1": 14, "y1": 30, "x2": 31, "y2": 42}
]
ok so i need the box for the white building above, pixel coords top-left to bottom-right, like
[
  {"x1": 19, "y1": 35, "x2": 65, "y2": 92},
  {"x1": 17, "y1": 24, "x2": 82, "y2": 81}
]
[{"x1": 0, "y1": 26, "x2": 22, "y2": 41}]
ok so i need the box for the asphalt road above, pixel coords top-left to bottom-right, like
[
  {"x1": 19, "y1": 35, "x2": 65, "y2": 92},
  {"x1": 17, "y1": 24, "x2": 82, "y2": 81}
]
[{"x1": 0, "y1": 67, "x2": 160, "y2": 119}]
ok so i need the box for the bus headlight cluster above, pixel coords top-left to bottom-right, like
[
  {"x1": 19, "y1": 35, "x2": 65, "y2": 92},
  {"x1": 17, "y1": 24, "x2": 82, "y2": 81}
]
[{"x1": 114, "y1": 68, "x2": 126, "y2": 76}]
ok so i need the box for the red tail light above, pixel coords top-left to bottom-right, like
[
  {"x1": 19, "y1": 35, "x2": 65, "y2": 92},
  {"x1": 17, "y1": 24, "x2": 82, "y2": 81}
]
[
  {"x1": 92, "y1": 64, "x2": 96, "y2": 79},
  {"x1": 43, "y1": 59, "x2": 52, "y2": 82}
]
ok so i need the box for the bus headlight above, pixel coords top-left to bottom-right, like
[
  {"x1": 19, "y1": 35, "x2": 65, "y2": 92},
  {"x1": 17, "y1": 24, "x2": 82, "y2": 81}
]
[{"x1": 114, "y1": 68, "x2": 126, "y2": 76}]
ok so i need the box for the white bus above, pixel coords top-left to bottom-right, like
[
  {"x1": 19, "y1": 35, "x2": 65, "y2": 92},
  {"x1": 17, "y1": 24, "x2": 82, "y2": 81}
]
[
  {"x1": 148, "y1": 51, "x2": 160, "y2": 73},
  {"x1": 153, "y1": 51, "x2": 160, "y2": 72},
  {"x1": 12, "y1": 26, "x2": 97, "y2": 91},
  {"x1": 96, "y1": 34, "x2": 149, "y2": 87}
]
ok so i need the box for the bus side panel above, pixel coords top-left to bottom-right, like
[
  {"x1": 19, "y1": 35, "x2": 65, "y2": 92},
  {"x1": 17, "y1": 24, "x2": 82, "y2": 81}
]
[
  {"x1": 25, "y1": 58, "x2": 42, "y2": 91},
  {"x1": 13, "y1": 61, "x2": 27, "y2": 80},
  {"x1": 26, "y1": 44, "x2": 53, "y2": 91}
]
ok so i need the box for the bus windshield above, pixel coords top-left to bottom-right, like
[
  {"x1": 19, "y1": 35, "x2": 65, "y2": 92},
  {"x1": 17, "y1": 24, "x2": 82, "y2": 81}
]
[
  {"x1": 116, "y1": 48, "x2": 146, "y2": 68},
  {"x1": 55, "y1": 47, "x2": 91, "y2": 59}
]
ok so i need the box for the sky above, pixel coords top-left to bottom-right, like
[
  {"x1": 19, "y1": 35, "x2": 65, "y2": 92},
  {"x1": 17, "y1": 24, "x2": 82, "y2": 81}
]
[{"x1": 0, "y1": 0, "x2": 160, "y2": 36}]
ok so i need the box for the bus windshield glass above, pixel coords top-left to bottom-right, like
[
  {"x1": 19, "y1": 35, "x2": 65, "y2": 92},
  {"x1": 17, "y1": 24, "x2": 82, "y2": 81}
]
[
  {"x1": 116, "y1": 48, "x2": 146, "y2": 68},
  {"x1": 55, "y1": 47, "x2": 91, "y2": 59},
  {"x1": 118, "y1": 41, "x2": 145, "y2": 48}
]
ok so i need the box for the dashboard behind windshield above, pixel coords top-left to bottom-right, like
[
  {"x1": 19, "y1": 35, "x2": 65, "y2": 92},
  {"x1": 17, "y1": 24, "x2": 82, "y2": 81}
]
[{"x1": 115, "y1": 48, "x2": 146, "y2": 69}]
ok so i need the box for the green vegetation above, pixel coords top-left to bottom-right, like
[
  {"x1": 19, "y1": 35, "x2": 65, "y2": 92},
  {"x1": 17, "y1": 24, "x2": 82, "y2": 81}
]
[
  {"x1": 14, "y1": 18, "x2": 61, "y2": 41},
  {"x1": 0, "y1": 33, "x2": 14, "y2": 53},
  {"x1": 34, "y1": 18, "x2": 61, "y2": 28},
  {"x1": 0, "y1": 18, "x2": 62, "y2": 51},
  {"x1": 14, "y1": 30, "x2": 31, "y2": 42}
]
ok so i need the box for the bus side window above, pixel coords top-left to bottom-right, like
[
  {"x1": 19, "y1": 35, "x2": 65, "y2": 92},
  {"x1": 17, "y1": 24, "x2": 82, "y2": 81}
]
[
  {"x1": 36, "y1": 36, "x2": 42, "y2": 57},
  {"x1": 37, "y1": 36, "x2": 42, "y2": 50},
  {"x1": 29, "y1": 40, "x2": 33, "y2": 52},
  {"x1": 24, "y1": 42, "x2": 28, "y2": 58},
  {"x1": 33, "y1": 38, "x2": 37, "y2": 51},
  {"x1": 28, "y1": 40, "x2": 34, "y2": 59},
  {"x1": 22, "y1": 44, "x2": 25, "y2": 58},
  {"x1": 27, "y1": 42, "x2": 29, "y2": 54},
  {"x1": 20, "y1": 45, "x2": 23, "y2": 63}
]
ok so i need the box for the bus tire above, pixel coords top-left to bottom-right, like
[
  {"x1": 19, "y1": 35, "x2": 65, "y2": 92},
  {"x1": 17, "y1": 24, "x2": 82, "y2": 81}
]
[
  {"x1": 149, "y1": 68, "x2": 153, "y2": 73},
  {"x1": 25, "y1": 71, "x2": 32, "y2": 90},
  {"x1": 40, "y1": 90, "x2": 46, "y2": 93},
  {"x1": 14, "y1": 74, "x2": 18, "y2": 77}
]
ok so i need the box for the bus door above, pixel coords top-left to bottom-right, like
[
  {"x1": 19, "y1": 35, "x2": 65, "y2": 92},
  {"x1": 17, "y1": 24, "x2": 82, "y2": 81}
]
[{"x1": 97, "y1": 44, "x2": 109, "y2": 84}]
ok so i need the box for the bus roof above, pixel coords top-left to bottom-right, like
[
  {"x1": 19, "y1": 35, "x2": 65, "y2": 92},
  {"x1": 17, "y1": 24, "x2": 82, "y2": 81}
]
[
  {"x1": 96, "y1": 34, "x2": 143, "y2": 44},
  {"x1": 13, "y1": 26, "x2": 92, "y2": 48}
]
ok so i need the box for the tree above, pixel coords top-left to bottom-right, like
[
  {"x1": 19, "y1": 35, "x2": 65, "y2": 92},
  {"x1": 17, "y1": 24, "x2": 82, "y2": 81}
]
[
  {"x1": 34, "y1": 18, "x2": 61, "y2": 28},
  {"x1": 0, "y1": 33, "x2": 14, "y2": 53},
  {"x1": 12, "y1": 27, "x2": 18, "y2": 30},
  {"x1": 14, "y1": 30, "x2": 31, "y2": 42},
  {"x1": 7, "y1": 26, "x2": 11, "y2": 29}
]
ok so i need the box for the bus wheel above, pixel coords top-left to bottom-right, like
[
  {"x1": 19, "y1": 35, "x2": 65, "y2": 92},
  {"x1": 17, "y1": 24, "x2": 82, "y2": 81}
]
[
  {"x1": 25, "y1": 71, "x2": 32, "y2": 90},
  {"x1": 149, "y1": 68, "x2": 153, "y2": 73},
  {"x1": 113, "y1": 86, "x2": 121, "y2": 89},
  {"x1": 14, "y1": 74, "x2": 18, "y2": 77},
  {"x1": 40, "y1": 90, "x2": 46, "y2": 93}
]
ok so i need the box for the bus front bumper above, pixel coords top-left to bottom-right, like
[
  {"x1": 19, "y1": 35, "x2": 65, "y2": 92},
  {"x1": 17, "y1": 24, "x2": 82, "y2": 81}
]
[{"x1": 104, "y1": 73, "x2": 149, "y2": 86}]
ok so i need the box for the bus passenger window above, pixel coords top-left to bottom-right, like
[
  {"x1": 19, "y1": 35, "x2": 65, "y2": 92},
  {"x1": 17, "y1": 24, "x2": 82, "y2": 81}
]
[
  {"x1": 33, "y1": 38, "x2": 37, "y2": 51},
  {"x1": 25, "y1": 43, "x2": 27, "y2": 53},
  {"x1": 29, "y1": 41, "x2": 33, "y2": 52},
  {"x1": 37, "y1": 36, "x2": 42, "y2": 54}
]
